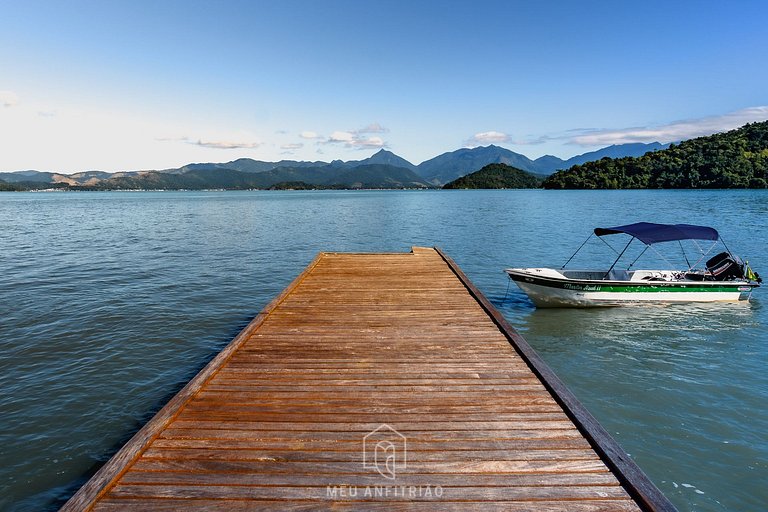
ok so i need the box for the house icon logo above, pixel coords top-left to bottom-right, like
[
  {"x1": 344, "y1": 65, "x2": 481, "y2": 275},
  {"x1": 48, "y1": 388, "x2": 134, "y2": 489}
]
[{"x1": 363, "y1": 424, "x2": 407, "y2": 480}]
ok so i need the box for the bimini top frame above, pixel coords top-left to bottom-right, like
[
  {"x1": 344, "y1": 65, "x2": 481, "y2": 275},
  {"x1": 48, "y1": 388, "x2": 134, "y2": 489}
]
[{"x1": 561, "y1": 222, "x2": 724, "y2": 277}]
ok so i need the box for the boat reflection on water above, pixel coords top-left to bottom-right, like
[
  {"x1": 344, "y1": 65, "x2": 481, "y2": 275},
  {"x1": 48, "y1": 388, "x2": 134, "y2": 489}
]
[
  {"x1": 501, "y1": 296, "x2": 762, "y2": 388},
  {"x1": 517, "y1": 301, "x2": 759, "y2": 350}
]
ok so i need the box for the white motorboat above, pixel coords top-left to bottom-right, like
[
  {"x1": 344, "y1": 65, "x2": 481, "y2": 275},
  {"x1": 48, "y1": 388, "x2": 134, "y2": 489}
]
[{"x1": 505, "y1": 222, "x2": 761, "y2": 307}]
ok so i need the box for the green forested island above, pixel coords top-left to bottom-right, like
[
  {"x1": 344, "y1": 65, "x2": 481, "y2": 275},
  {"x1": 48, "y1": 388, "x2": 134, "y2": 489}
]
[
  {"x1": 0, "y1": 180, "x2": 23, "y2": 191},
  {"x1": 543, "y1": 121, "x2": 768, "y2": 189},
  {"x1": 443, "y1": 163, "x2": 542, "y2": 189}
]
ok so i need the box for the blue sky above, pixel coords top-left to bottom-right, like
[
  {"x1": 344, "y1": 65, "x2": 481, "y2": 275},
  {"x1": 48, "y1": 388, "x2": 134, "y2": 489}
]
[{"x1": 1, "y1": 0, "x2": 767, "y2": 172}]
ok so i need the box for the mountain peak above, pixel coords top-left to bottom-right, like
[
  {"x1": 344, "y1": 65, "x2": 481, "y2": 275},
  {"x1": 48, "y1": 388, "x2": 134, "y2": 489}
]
[
  {"x1": 363, "y1": 149, "x2": 416, "y2": 171},
  {"x1": 417, "y1": 145, "x2": 537, "y2": 185}
]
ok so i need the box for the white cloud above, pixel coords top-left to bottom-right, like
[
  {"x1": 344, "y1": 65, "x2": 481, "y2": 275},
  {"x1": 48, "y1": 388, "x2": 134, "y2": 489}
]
[
  {"x1": 0, "y1": 90, "x2": 19, "y2": 107},
  {"x1": 157, "y1": 136, "x2": 262, "y2": 150},
  {"x1": 475, "y1": 131, "x2": 510, "y2": 142},
  {"x1": 328, "y1": 131, "x2": 356, "y2": 143},
  {"x1": 319, "y1": 123, "x2": 391, "y2": 150},
  {"x1": 300, "y1": 130, "x2": 321, "y2": 139},
  {"x1": 281, "y1": 143, "x2": 304, "y2": 150},
  {"x1": 465, "y1": 131, "x2": 513, "y2": 146},
  {"x1": 190, "y1": 139, "x2": 261, "y2": 149},
  {"x1": 325, "y1": 129, "x2": 387, "y2": 150},
  {"x1": 155, "y1": 136, "x2": 185, "y2": 143},
  {"x1": 514, "y1": 135, "x2": 552, "y2": 145},
  {"x1": 570, "y1": 106, "x2": 768, "y2": 146},
  {"x1": 352, "y1": 136, "x2": 385, "y2": 149},
  {"x1": 465, "y1": 130, "x2": 556, "y2": 147},
  {"x1": 355, "y1": 123, "x2": 388, "y2": 134}
]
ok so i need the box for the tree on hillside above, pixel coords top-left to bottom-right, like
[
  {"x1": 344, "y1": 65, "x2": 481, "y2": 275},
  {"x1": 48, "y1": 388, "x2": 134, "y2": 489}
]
[
  {"x1": 543, "y1": 121, "x2": 768, "y2": 189},
  {"x1": 443, "y1": 163, "x2": 542, "y2": 189}
]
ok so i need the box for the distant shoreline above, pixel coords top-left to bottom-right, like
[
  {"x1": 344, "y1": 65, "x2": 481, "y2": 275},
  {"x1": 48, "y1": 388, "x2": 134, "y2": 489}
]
[{"x1": 0, "y1": 187, "x2": 768, "y2": 194}]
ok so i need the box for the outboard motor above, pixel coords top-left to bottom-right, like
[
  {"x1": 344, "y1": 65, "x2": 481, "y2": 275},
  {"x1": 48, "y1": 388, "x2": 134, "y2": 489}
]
[{"x1": 706, "y1": 252, "x2": 746, "y2": 281}]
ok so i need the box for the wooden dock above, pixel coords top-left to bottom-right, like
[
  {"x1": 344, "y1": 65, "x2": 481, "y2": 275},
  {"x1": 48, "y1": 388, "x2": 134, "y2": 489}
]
[{"x1": 63, "y1": 247, "x2": 675, "y2": 511}]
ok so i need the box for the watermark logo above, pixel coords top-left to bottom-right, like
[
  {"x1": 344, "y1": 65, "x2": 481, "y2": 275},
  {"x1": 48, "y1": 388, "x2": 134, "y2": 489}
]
[
  {"x1": 326, "y1": 425, "x2": 443, "y2": 499},
  {"x1": 363, "y1": 424, "x2": 406, "y2": 480}
]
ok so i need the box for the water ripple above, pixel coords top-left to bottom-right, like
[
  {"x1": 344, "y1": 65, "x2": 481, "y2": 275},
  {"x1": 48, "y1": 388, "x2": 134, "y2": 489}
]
[{"x1": 1, "y1": 189, "x2": 766, "y2": 511}]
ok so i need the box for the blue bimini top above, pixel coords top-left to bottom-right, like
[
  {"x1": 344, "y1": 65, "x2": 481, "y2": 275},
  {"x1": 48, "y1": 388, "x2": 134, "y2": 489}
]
[{"x1": 593, "y1": 222, "x2": 719, "y2": 245}]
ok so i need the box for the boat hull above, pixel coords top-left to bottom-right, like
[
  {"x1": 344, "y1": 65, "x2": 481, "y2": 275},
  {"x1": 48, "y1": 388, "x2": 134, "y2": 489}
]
[{"x1": 506, "y1": 268, "x2": 757, "y2": 307}]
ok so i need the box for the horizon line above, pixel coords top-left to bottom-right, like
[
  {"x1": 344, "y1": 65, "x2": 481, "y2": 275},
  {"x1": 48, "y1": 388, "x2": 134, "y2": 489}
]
[{"x1": 2, "y1": 141, "x2": 669, "y2": 176}]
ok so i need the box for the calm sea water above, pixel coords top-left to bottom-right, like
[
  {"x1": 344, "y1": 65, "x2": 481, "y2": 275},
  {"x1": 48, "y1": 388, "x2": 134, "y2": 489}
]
[{"x1": 0, "y1": 189, "x2": 765, "y2": 511}]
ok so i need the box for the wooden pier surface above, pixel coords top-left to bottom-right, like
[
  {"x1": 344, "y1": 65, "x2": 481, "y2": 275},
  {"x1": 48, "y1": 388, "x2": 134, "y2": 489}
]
[{"x1": 63, "y1": 247, "x2": 674, "y2": 511}]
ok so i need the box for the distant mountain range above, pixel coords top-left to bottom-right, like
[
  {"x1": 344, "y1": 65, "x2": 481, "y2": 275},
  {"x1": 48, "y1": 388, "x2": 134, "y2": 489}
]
[
  {"x1": 0, "y1": 142, "x2": 667, "y2": 190},
  {"x1": 412, "y1": 142, "x2": 667, "y2": 185}
]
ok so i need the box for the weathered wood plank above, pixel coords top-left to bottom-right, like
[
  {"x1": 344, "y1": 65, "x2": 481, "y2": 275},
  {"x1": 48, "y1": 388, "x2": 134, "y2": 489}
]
[
  {"x1": 142, "y1": 438, "x2": 594, "y2": 452},
  {"x1": 119, "y1": 470, "x2": 619, "y2": 487},
  {"x1": 128, "y1": 457, "x2": 611, "y2": 474},
  {"x1": 171, "y1": 411, "x2": 573, "y2": 423},
  {"x1": 101, "y1": 459, "x2": 615, "y2": 478},
  {"x1": 92, "y1": 500, "x2": 642, "y2": 512},
  {"x1": 105, "y1": 484, "x2": 631, "y2": 501},
  {"x1": 160, "y1": 420, "x2": 576, "y2": 432},
  {"x1": 176, "y1": 404, "x2": 567, "y2": 415},
  {"x1": 140, "y1": 446, "x2": 600, "y2": 462},
  {"x1": 140, "y1": 427, "x2": 587, "y2": 444}
]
